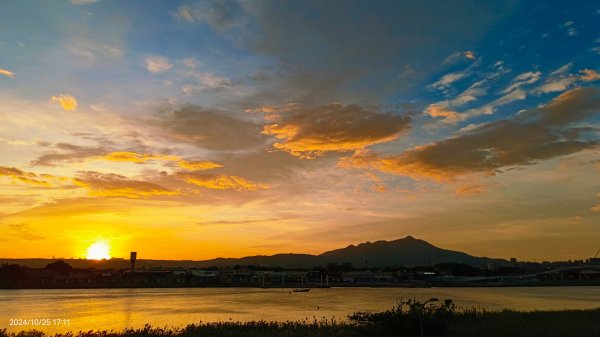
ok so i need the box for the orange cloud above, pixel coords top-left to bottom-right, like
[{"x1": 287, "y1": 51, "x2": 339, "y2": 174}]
[
  {"x1": 425, "y1": 104, "x2": 461, "y2": 124},
  {"x1": 262, "y1": 103, "x2": 411, "y2": 159},
  {"x1": 175, "y1": 172, "x2": 268, "y2": 191},
  {"x1": 580, "y1": 69, "x2": 600, "y2": 82},
  {"x1": 50, "y1": 94, "x2": 78, "y2": 111},
  {"x1": 177, "y1": 160, "x2": 223, "y2": 171},
  {"x1": 0, "y1": 68, "x2": 15, "y2": 78},
  {"x1": 103, "y1": 151, "x2": 180, "y2": 163},
  {"x1": 340, "y1": 88, "x2": 600, "y2": 182},
  {"x1": 74, "y1": 171, "x2": 178, "y2": 198},
  {"x1": 455, "y1": 184, "x2": 487, "y2": 196},
  {"x1": 0, "y1": 166, "x2": 54, "y2": 187}
]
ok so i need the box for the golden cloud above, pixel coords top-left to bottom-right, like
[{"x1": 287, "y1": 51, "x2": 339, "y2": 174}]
[
  {"x1": 175, "y1": 172, "x2": 268, "y2": 191},
  {"x1": 425, "y1": 104, "x2": 461, "y2": 124},
  {"x1": 340, "y1": 88, "x2": 600, "y2": 181},
  {"x1": 262, "y1": 103, "x2": 411, "y2": 159},
  {"x1": 50, "y1": 94, "x2": 78, "y2": 111},
  {"x1": 0, "y1": 68, "x2": 15, "y2": 78},
  {"x1": 0, "y1": 166, "x2": 54, "y2": 187},
  {"x1": 103, "y1": 151, "x2": 180, "y2": 163},
  {"x1": 74, "y1": 171, "x2": 178, "y2": 198},
  {"x1": 177, "y1": 160, "x2": 223, "y2": 171},
  {"x1": 464, "y1": 51, "x2": 476, "y2": 60}
]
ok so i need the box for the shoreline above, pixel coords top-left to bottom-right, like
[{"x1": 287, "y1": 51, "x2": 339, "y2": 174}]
[
  {"x1": 3, "y1": 306, "x2": 600, "y2": 337},
  {"x1": 2, "y1": 280, "x2": 600, "y2": 290}
]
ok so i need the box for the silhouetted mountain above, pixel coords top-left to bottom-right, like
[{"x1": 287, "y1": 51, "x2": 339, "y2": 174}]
[
  {"x1": 319, "y1": 236, "x2": 505, "y2": 267},
  {"x1": 0, "y1": 236, "x2": 508, "y2": 269}
]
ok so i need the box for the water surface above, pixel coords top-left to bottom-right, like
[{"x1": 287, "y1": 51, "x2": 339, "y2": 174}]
[{"x1": 1, "y1": 287, "x2": 599, "y2": 333}]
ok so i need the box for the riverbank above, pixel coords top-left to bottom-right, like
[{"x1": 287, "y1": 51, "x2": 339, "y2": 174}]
[{"x1": 2, "y1": 301, "x2": 599, "y2": 337}]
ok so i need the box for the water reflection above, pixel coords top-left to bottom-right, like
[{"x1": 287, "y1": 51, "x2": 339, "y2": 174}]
[{"x1": 1, "y1": 287, "x2": 600, "y2": 333}]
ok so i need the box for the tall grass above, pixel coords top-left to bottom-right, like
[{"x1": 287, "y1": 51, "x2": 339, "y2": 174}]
[{"x1": 2, "y1": 300, "x2": 599, "y2": 337}]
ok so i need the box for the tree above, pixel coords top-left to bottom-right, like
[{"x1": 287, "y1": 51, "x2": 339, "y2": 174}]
[{"x1": 44, "y1": 260, "x2": 73, "y2": 274}]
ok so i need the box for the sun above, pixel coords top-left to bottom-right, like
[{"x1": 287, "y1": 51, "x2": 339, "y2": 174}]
[{"x1": 86, "y1": 241, "x2": 111, "y2": 260}]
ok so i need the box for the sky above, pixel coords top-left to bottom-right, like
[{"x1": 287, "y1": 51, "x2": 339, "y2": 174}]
[{"x1": 0, "y1": 0, "x2": 599, "y2": 262}]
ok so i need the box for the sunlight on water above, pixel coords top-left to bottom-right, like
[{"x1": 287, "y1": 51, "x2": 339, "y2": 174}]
[{"x1": 1, "y1": 287, "x2": 600, "y2": 333}]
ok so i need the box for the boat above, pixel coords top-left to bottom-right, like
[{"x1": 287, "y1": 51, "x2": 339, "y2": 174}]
[{"x1": 293, "y1": 288, "x2": 311, "y2": 292}]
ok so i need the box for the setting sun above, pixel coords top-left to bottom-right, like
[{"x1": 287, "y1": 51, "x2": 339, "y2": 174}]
[{"x1": 86, "y1": 242, "x2": 111, "y2": 260}]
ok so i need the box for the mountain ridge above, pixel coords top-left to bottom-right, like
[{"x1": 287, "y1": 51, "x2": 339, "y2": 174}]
[{"x1": 0, "y1": 236, "x2": 508, "y2": 269}]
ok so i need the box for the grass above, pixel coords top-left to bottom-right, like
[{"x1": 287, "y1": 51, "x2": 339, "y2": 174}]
[{"x1": 2, "y1": 300, "x2": 599, "y2": 337}]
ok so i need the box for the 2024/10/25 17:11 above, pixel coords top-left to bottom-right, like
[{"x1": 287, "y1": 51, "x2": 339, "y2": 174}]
[{"x1": 8, "y1": 318, "x2": 71, "y2": 326}]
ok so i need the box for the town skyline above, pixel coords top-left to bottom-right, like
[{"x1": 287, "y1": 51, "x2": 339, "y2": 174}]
[{"x1": 1, "y1": 1, "x2": 600, "y2": 262}]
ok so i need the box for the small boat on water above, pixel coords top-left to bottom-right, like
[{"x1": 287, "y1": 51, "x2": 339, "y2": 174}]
[{"x1": 293, "y1": 288, "x2": 311, "y2": 292}]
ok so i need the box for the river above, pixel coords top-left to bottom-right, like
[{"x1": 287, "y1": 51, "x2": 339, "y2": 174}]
[{"x1": 1, "y1": 287, "x2": 599, "y2": 333}]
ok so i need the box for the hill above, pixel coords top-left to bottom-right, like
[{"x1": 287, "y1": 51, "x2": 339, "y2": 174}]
[{"x1": 0, "y1": 236, "x2": 507, "y2": 269}]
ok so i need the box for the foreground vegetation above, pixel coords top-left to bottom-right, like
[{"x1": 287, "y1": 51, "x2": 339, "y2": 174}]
[{"x1": 2, "y1": 299, "x2": 599, "y2": 337}]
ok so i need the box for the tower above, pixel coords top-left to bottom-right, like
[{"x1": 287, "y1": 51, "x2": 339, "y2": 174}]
[{"x1": 130, "y1": 252, "x2": 137, "y2": 272}]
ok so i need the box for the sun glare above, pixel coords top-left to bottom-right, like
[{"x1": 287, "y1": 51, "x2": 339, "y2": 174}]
[{"x1": 86, "y1": 242, "x2": 111, "y2": 260}]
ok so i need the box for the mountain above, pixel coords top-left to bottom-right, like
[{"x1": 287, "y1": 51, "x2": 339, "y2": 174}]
[
  {"x1": 319, "y1": 236, "x2": 503, "y2": 267},
  {"x1": 0, "y1": 236, "x2": 507, "y2": 269}
]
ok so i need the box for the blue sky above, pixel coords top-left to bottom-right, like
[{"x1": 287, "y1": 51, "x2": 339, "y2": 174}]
[{"x1": 0, "y1": 0, "x2": 599, "y2": 261}]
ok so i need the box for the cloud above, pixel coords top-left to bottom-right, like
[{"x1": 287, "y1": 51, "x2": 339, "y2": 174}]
[
  {"x1": 177, "y1": 160, "x2": 223, "y2": 171},
  {"x1": 104, "y1": 152, "x2": 224, "y2": 171},
  {"x1": 70, "y1": 0, "x2": 99, "y2": 4},
  {"x1": 0, "y1": 166, "x2": 54, "y2": 187},
  {"x1": 32, "y1": 143, "x2": 108, "y2": 166},
  {"x1": 74, "y1": 171, "x2": 178, "y2": 198},
  {"x1": 50, "y1": 94, "x2": 78, "y2": 111},
  {"x1": 262, "y1": 103, "x2": 411, "y2": 158},
  {"x1": 152, "y1": 105, "x2": 266, "y2": 150},
  {"x1": 145, "y1": 56, "x2": 173, "y2": 74},
  {"x1": 591, "y1": 204, "x2": 600, "y2": 213},
  {"x1": 425, "y1": 105, "x2": 460, "y2": 124},
  {"x1": 533, "y1": 76, "x2": 578, "y2": 94},
  {"x1": 501, "y1": 71, "x2": 542, "y2": 94},
  {"x1": 68, "y1": 38, "x2": 122, "y2": 60},
  {"x1": 455, "y1": 184, "x2": 487, "y2": 196},
  {"x1": 173, "y1": 0, "x2": 245, "y2": 32},
  {"x1": 0, "y1": 68, "x2": 15, "y2": 78},
  {"x1": 562, "y1": 21, "x2": 578, "y2": 36},
  {"x1": 196, "y1": 0, "x2": 514, "y2": 103},
  {"x1": 175, "y1": 172, "x2": 268, "y2": 191},
  {"x1": 339, "y1": 87, "x2": 600, "y2": 181},
  {"x1": 463, "y1": 89, "x2": 527, "y2": 118},
  {"x1": 531, "y1": 64, "x2": 578, "y2": 94},
  {"x1": 464, "y1": 51, "x2": 476, "y2": 60},
  {"x1": 181, "y1": 72, "x2": 234, "y2": 93},
  {"x1": 580, "y1": 69, "x2": 600, "y2": 82},
  {"x1": 429, "y1": 72, "x2": 468, "y2": 92},
  {"x1": 182, "y1": 57, "x2": 200, "y2": 68},
  {"x1": 426, "y1": 74, "x2": 495, "y2": 123},
  {"x1": 103, "y1": 151, "x2": 179, "y2": 163}
]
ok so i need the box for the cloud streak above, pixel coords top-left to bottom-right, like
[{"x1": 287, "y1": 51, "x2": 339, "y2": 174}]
[
  {"x1": 0, "y1": 68, "x2": 15, "y2": 78},
  {"x1": 0, "y1": 166, "x2": 55, "y2": 187},
  {"x1": 145, "y1": 56, "x2": 173, "y2": 74},
  {"x1": 74, "y1": 171, "x2": 178, "y2": 198},
  {"x1": 175, "y1": 172, "x2": 268, "y2": 191},
  {"x1": 340, "y1": 87, "x2": 600, "y2": 181}
]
